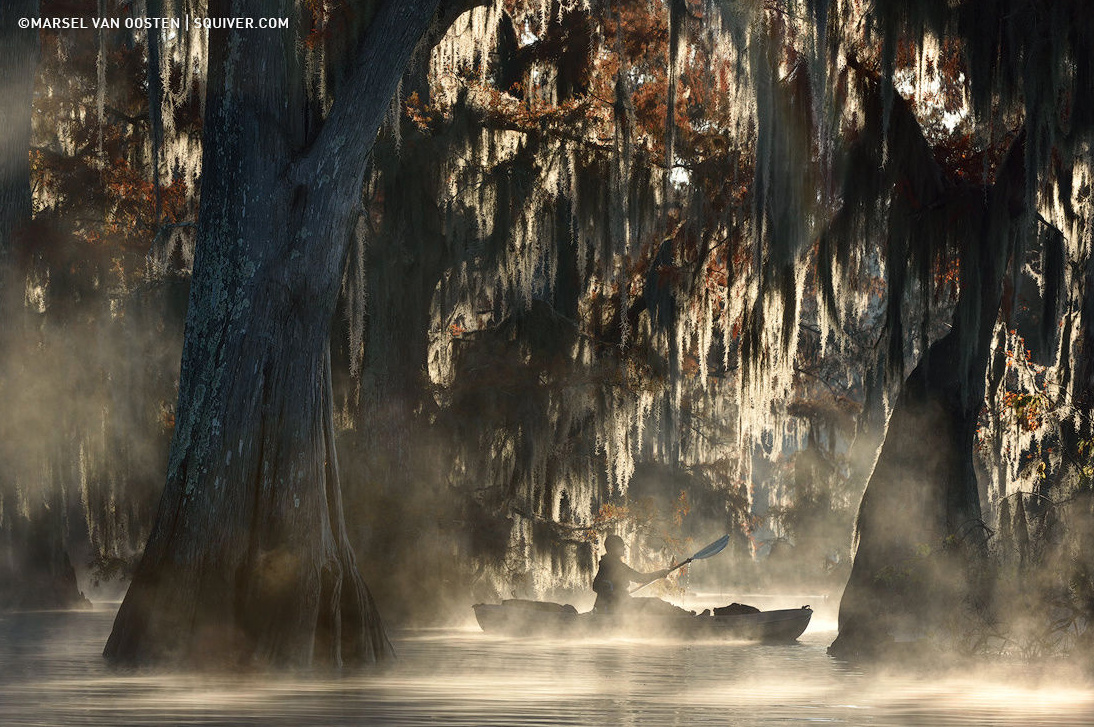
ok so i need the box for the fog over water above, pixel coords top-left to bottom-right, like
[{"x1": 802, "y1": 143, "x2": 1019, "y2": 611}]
[{"x1": 1, "y1": 603, "x2": 1091, "y2": 726}]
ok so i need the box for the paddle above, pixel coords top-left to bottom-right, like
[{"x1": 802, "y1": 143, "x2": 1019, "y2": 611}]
[{"x1": 628, "y1": 534, "x2": 731, "y2": 594}]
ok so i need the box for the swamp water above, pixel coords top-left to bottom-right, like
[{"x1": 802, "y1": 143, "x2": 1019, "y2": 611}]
[{"x1": 0, "y1": 603, "x2": 1092, "y2": 725}]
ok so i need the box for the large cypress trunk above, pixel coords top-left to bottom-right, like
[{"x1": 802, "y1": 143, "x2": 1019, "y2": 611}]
[
  {"x1": 829, "y1": 137, "x2": 1029, "y2": 659},
  {"x1": 828, "y1": 328, "x2": 989, "y2": 658},
  {"x1": 104, "y1": 0, "x2": 446, "y2": 667}
]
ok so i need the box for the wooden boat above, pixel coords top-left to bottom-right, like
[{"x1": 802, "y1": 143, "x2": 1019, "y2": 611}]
[{"x1": 473, "y1": 599, "x2": 812, "y2": 643}]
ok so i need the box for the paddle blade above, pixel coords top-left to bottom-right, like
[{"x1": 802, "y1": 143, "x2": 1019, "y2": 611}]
[{"x1": 690, "y1": 534, "x2": 730, "y2": 561}]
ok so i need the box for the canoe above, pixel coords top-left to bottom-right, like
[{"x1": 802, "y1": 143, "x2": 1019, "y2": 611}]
[{"x1": 473, "y1": 599, "x2": 812, "y2": 642}]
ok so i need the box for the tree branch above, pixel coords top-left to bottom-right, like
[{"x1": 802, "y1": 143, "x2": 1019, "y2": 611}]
[
  {"x1": 294, "y1": 0, "x2": 441, "y2": 183},
  {"x1": 431, "y1": 0, "x2": 493, "y2": 41},
  {"x1": 290, "y1": 0, "x2": 451, "y2": 293}
]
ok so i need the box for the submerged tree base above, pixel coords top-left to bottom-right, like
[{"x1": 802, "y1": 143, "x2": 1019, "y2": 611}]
[
  {"x1": 104, "y1": 555, "x2": 392, "y2": 669},
  {"x1": 0, "y1": 561, "x2": 91, "y2": 612}
]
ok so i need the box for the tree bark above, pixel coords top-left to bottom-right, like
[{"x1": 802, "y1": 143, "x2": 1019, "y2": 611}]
[
  {"x1": 0, "y1": 0, "x2": 37, "y2": 259},
  {"x1": 828, "y1": 329, "x2": 987, "y2": 657},
  {"x1": 104, "y1": 0, "x2": 447, "y2": 667},
  {"x1": 829, "y1": 136, "x2": 1028, "y2": 659}
]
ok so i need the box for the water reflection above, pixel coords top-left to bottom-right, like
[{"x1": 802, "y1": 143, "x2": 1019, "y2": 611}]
[{"x1": 0, "y1": 605, "x2": 1090, "y2": 725}]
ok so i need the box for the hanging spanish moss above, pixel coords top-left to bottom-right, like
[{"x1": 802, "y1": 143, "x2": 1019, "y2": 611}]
[{"x1": 3, "y1": 0, "x2": 1094, "y2": 675}]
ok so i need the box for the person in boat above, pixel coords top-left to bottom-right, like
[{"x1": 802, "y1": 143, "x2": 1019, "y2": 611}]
[{"x1": 592, "y1": 534, "x2": 673, "y2": 614}]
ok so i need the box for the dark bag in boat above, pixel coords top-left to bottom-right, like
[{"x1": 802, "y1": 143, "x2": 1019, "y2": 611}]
[{"x1": 713, "y1": 603, "x2": 760, "y2": 616}]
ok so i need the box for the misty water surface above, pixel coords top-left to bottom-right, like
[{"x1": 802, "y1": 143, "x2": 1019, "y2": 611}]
[{"x1": 0, "y1": 603, "x2": 1091, "y2": 726}]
